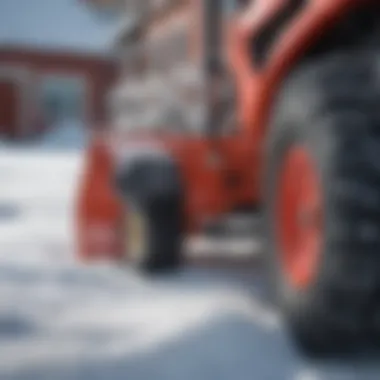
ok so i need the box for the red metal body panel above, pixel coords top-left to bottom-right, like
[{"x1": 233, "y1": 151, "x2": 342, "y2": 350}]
[
  {"x1": 228, "y1": 0, "x2": 364, "y2": 201},
  {"x1": 76, "y1": 134, "x2": 124, "y2": 260}
]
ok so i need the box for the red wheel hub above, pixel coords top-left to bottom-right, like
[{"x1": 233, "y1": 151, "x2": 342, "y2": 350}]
[{"x1": 276, "y1": 146, "x2": 322, "y2": 289}]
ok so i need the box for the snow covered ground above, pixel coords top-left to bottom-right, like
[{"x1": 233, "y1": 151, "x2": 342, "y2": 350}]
[{"x1": 1, "y1": 146, "x2": 380, "y2": 380}]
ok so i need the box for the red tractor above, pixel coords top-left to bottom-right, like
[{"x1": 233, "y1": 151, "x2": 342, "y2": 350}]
[{"x1": 77, "y1": 0, "x2": 380, "y2": 355}]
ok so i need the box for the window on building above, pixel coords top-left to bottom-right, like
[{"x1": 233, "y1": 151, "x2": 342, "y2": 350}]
[
  {"x1": 222, "y1": 0, "x2": 249, "y2": 13},
  {"x1": 170, "y1": 26, "x2": 189, "y2": 64},
  {"x1": 39, "y1": 74, "x2": 87, "y2": 127},
  {"x1": 147, "y1": 36, "x2": 168, "y2": 73},
  {"x1": 82, "y1": 0, "x2": 123, "y2": 21}
]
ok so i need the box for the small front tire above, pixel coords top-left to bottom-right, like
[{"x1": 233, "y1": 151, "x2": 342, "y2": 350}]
[{"x1": 124, "y1": 198, "x2": 183, "y2": 274}]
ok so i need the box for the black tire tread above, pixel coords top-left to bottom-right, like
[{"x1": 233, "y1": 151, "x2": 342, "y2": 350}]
[
  {"x1": 142, "y1": 199, "x2": 183, "y2": 273},
  {"x1": 265, "y1": 50, "x2": 380, "y2": 356}
]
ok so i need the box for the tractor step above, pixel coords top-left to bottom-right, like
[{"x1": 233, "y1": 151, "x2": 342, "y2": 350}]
[
  {"x1": 186, "y1": 236, "x2": 262, "y2": 259},
  {"x1": 202, "y1": 212, "x2": 263, "y2": 237},
  {"x1": 187, "y1": 212, "x2": 264, "y2": 259}
]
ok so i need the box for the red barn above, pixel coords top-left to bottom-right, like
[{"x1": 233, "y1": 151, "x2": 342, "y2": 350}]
[{"x1": 0, "y1": 0, "x2": 120, "y2": 140}]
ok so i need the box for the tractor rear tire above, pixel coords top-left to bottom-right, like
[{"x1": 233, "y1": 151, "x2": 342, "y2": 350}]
[{"x1": 264, "y1": 51, "x2": 380, "y2": 356}]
